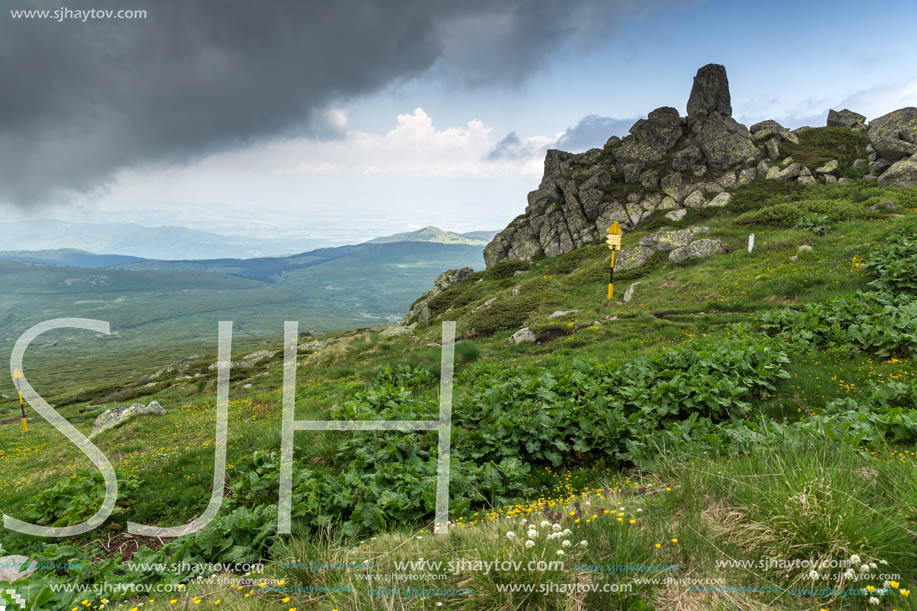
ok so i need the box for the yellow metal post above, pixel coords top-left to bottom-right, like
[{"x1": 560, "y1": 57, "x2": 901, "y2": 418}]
[
  {"x1": 13, "y1": 367, "x2": 26, "y2": 432},
  {"x1": 605, "y1": 222, "x2": 622, "y2": 302}
]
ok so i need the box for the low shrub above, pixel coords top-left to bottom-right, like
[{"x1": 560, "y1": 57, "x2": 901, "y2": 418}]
[{"x1": 485, "y1": 259, "x2": 530, "y2": 280}]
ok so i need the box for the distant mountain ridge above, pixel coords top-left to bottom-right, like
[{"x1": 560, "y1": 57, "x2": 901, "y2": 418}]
[{"x1": 367, "y1": 226, "x2": 498, "y2": 245}]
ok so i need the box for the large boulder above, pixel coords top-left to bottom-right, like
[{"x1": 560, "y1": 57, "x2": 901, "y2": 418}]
[
  {"x1": 619, "y1": 106, "x2": 683, "y2": 161},
  {"x1": 691, "y1": 114, "x2": 758, "y2": 168},
  {"x1": 687, "y1": 64, "x2": 732, "y2": 119},
  {"x1": 876, "y1": 155, "x2": 917, "y2": 187},
  {"x1": 638, "y1": 226, "x2": 711, "y2": 251},
  {"x1": 868, "y1": 107, "x2": 917, "y2": 161},
  {"x1": 434, "y1": 267, "x2": 474, "y2": 291},
  {"x1": 92, "y1": 401, "x2": 166, "y2": 437},
  {"x1": 827, "y1": 108, "x2": 866, "y2": 129},
  {"x1": 669, "y1": 238, "x2": 726, "y2": 263}
]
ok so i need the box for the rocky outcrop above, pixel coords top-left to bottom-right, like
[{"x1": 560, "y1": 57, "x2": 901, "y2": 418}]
[
  {"x1": 669, "y1": 238, "x2": 726, "y2": 263},
  {"x1": 484, "y1": 63, "x2": 911, "y2": 266},
  {"x1": 827, "y1": 109, "x2": 866, "y2": 130},
  {"x1": 405, "y1": 267, "x2": 475, "y2": 324},
  {"x1": 877, "y1": 154, "x2": 917, "y2": 187},
  {"x1": 867, "y1": 108, "x2": 917, "y2": 161},
  {"x1": 484, "y1": 64, "x2": 760, "y2": 267},
  {"x1": 91, "y1": 401, "x2": 165, "y2": 437}
]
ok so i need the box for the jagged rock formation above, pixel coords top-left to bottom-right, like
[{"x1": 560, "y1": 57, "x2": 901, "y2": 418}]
[{"x1": 483, "y1": 64, "x2": 916, "y2": 267}]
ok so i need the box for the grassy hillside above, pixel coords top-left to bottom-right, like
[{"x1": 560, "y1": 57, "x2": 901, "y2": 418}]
[
  {"x1": 0, "y1": 242, "x2": 484, "y2": 397},
  {"x1": 0, "y1": 179, "x2": 914, "y2": 610}
]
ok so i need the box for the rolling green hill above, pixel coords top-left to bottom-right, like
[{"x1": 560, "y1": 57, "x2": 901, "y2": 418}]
[{"x1": 0, "y1": 177, "x2": 913, "y2": 611}]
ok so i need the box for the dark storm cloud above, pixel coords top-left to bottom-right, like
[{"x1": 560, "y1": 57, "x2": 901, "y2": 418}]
[
  {"x1": 0, "y1": 0, "x2": 681, "y2": 205},
  {"x1": 555, "y1": 114, "x2": 637, "y2": 151}
]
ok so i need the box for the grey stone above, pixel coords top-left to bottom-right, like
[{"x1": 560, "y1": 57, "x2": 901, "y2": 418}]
[
  {"x1": 869, "y1": 200, "x2": 896, "y2": 210},
  {"x1": 877, "y1": 157, "x2": 917, "y2": 187},
  {"x1": 623, "y1": 282, "x2": 640, "y2": 303},
  {"x1": 827, "y1": 108, "x2": 866, "y2": 128},
  {"x1": 91, "y1": 401, "x2": 166, "y2": 437},
  {"x1": 797, "y1": 244, "x2": 813, "y2": 252},
  {"x1": 616, "y1": 246, "x2": 655, "y2": 272},
  {"x1": 775, "y1": 162, "x2": 802, "y2": 181},
  {"x1": 765, "y1": 138, "x2": 780, "y2": 160},
  {"x1": 868, "y1": 107, "x2": 917, "y2": 161},
  {"x1": 781, "y1": 131, "x2": 800, "y2": 145},
  {"x1": 853, "y1": 158, "x2": 867, "y2": 169},
  {"x1": 604, "y1": 135, "x2": 621, "y2": 149},
  {"x1": 750, "y1": 119, "x2": 786, "y2": 135},
  {"x1": 869, "y1": 159, "x2": 891, "y2": 175},
  {"x1": 815, "y1": 159, "x2": 839, "y2": 174},
  {"x1": 665, "y1": 209, "x2": 687, "y2": 222},
  {"x1": 687, "y1": 64, "x2": 732, "y2": 118},
  {"x1": 737, "y1": 167, "x2": 757, "y2": 186},
  {"x1": 380, "y1": 325, "x2": 413, "y2": 338},
  {"x1": 638, "y1": 226, "x2": 711, "y2": 251},
  {"x1": 706, "y1": 192, "x2": 732, "y2": 207},
  {"x1": 547, "y1": 309, "x2": 580, "y2": 319},
  {"x1": 510, "y1": 327, "x2": 536, "y2": 343},
  {"x1": 683, "y1": 189, "x2": 707, "y2": 208},
  {"x1": 668, "y1": 238, "x2": 726, "y2": 263}
]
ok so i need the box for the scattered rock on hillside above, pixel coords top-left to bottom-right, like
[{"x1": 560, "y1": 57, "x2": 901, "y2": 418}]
[
  {"x1": 668, "y1": 239, "x2": 726, "y2": 263},
  {"x1": 623, "y1": 282, "x2": 640, "y2": 303},
  {"x1": 380, "y1": 325, "x2": 413, "y2": 337},
  {"x1": 815, "y1": 159, "x2": 839, "y2": 174},
  {"x1": 827, "y1": 108, "x2": 866, "y2": 129},
  {"x1": 92, "y1": 401, "x2": 165, "y2": 437},
  {"x1": 298, "y1": 339, "x2": 324, "y2": 352},
  {"x1": 510, "y1": 327, "x2": 536, "y2": 343},
  {"x1": 548, "y1": 309, "x2": 580, "y2": 319},
  {"x1": 665, "y1": 209, "x2": 687, "y2": 222},
  {"x1": 209, "y1": 350, "x2": 277, "y2": 370},
  {"x1": 869, "y1": 200, "x2": 896, "y2": 210},
  {"x1": 638, "y1": 226, "x2": 711, "y2": 251},
  {"x1": 876, "y1": 155, "x2": 917, "y2": 187}
]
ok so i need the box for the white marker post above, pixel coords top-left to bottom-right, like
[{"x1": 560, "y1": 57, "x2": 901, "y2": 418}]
[{"x1": 748, "y1": 233, "x2": 755, "y2": 253}]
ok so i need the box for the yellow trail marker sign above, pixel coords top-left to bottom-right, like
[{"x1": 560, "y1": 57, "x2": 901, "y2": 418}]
[
  {"x1": 605, "y1": 222, "x2": 623, "y2": 301},
  {"x1": 13, "y1": 367, "x2": 26, "y2": 433}
]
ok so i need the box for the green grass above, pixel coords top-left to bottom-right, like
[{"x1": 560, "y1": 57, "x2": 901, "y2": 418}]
[{"x1": 0, "y1": 179, "x2": 914, "y2": 610}]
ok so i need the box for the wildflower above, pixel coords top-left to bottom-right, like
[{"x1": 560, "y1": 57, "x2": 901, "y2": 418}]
[
  {"x1": 868, "y1": 597, "x2": 879, "y2": 605},
  {"x1": 850, "y1": 554, "x2": 861, "y2": 564},
  {"x1": 557, "y1": 550, "x2": 565, "y2": 556},
  {"x1": 843, "y1": 569, "x2": 856, "y2": 580},
  {"x1": 671, "y1": 538, "x2": 678, "y2": 543},
  {"x1": 655, "y1": 543, "x2": 661, "y2": 549},
  {"x1": 282, "y1": 598, "x2": 291, "y2": 603},
  {"x1": 527, "y1": 529, "x2": 538, "y2": 538},
  {"x1": 525, "y1": 539, "x2": 535, "y2": 548},
  {"x1": 861, "y1": 564, "x2": 871, "y2": 572},
  {"x1": 506, "y1": 531, "x2": 516, "y2": 539},
  {"x1": 889, "y1": 581, "x2": 899, "y2": 589},
  {"x1": 562, "y1": 540, "x2": 571, "y2": 547},
  {"x1": 579, "y1": 540, "x2": 588, "y2": 547},
  {"x1": 540, "y1": 521, "x2": 551, "y2": 527},
  {"x1": 901, "y1": 588, "x2": 909, "y2": 597},
  {"x1": 809, "y1": 570, "x2": 820, "y2": 580},
  {"x1": 552, "y1": 524, "x2": 561, "y2": 531},
  {"x1": 629, "y1": 519, "x2": 636, "y2": 524},
  {"x1": 869, "y1": 562, "x2": 877, "y2": 569}
]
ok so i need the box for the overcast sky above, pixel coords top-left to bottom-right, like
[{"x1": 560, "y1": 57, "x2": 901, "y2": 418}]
[{"x1": 3, "y1": 0, "x2": 917, "y2": 244}]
